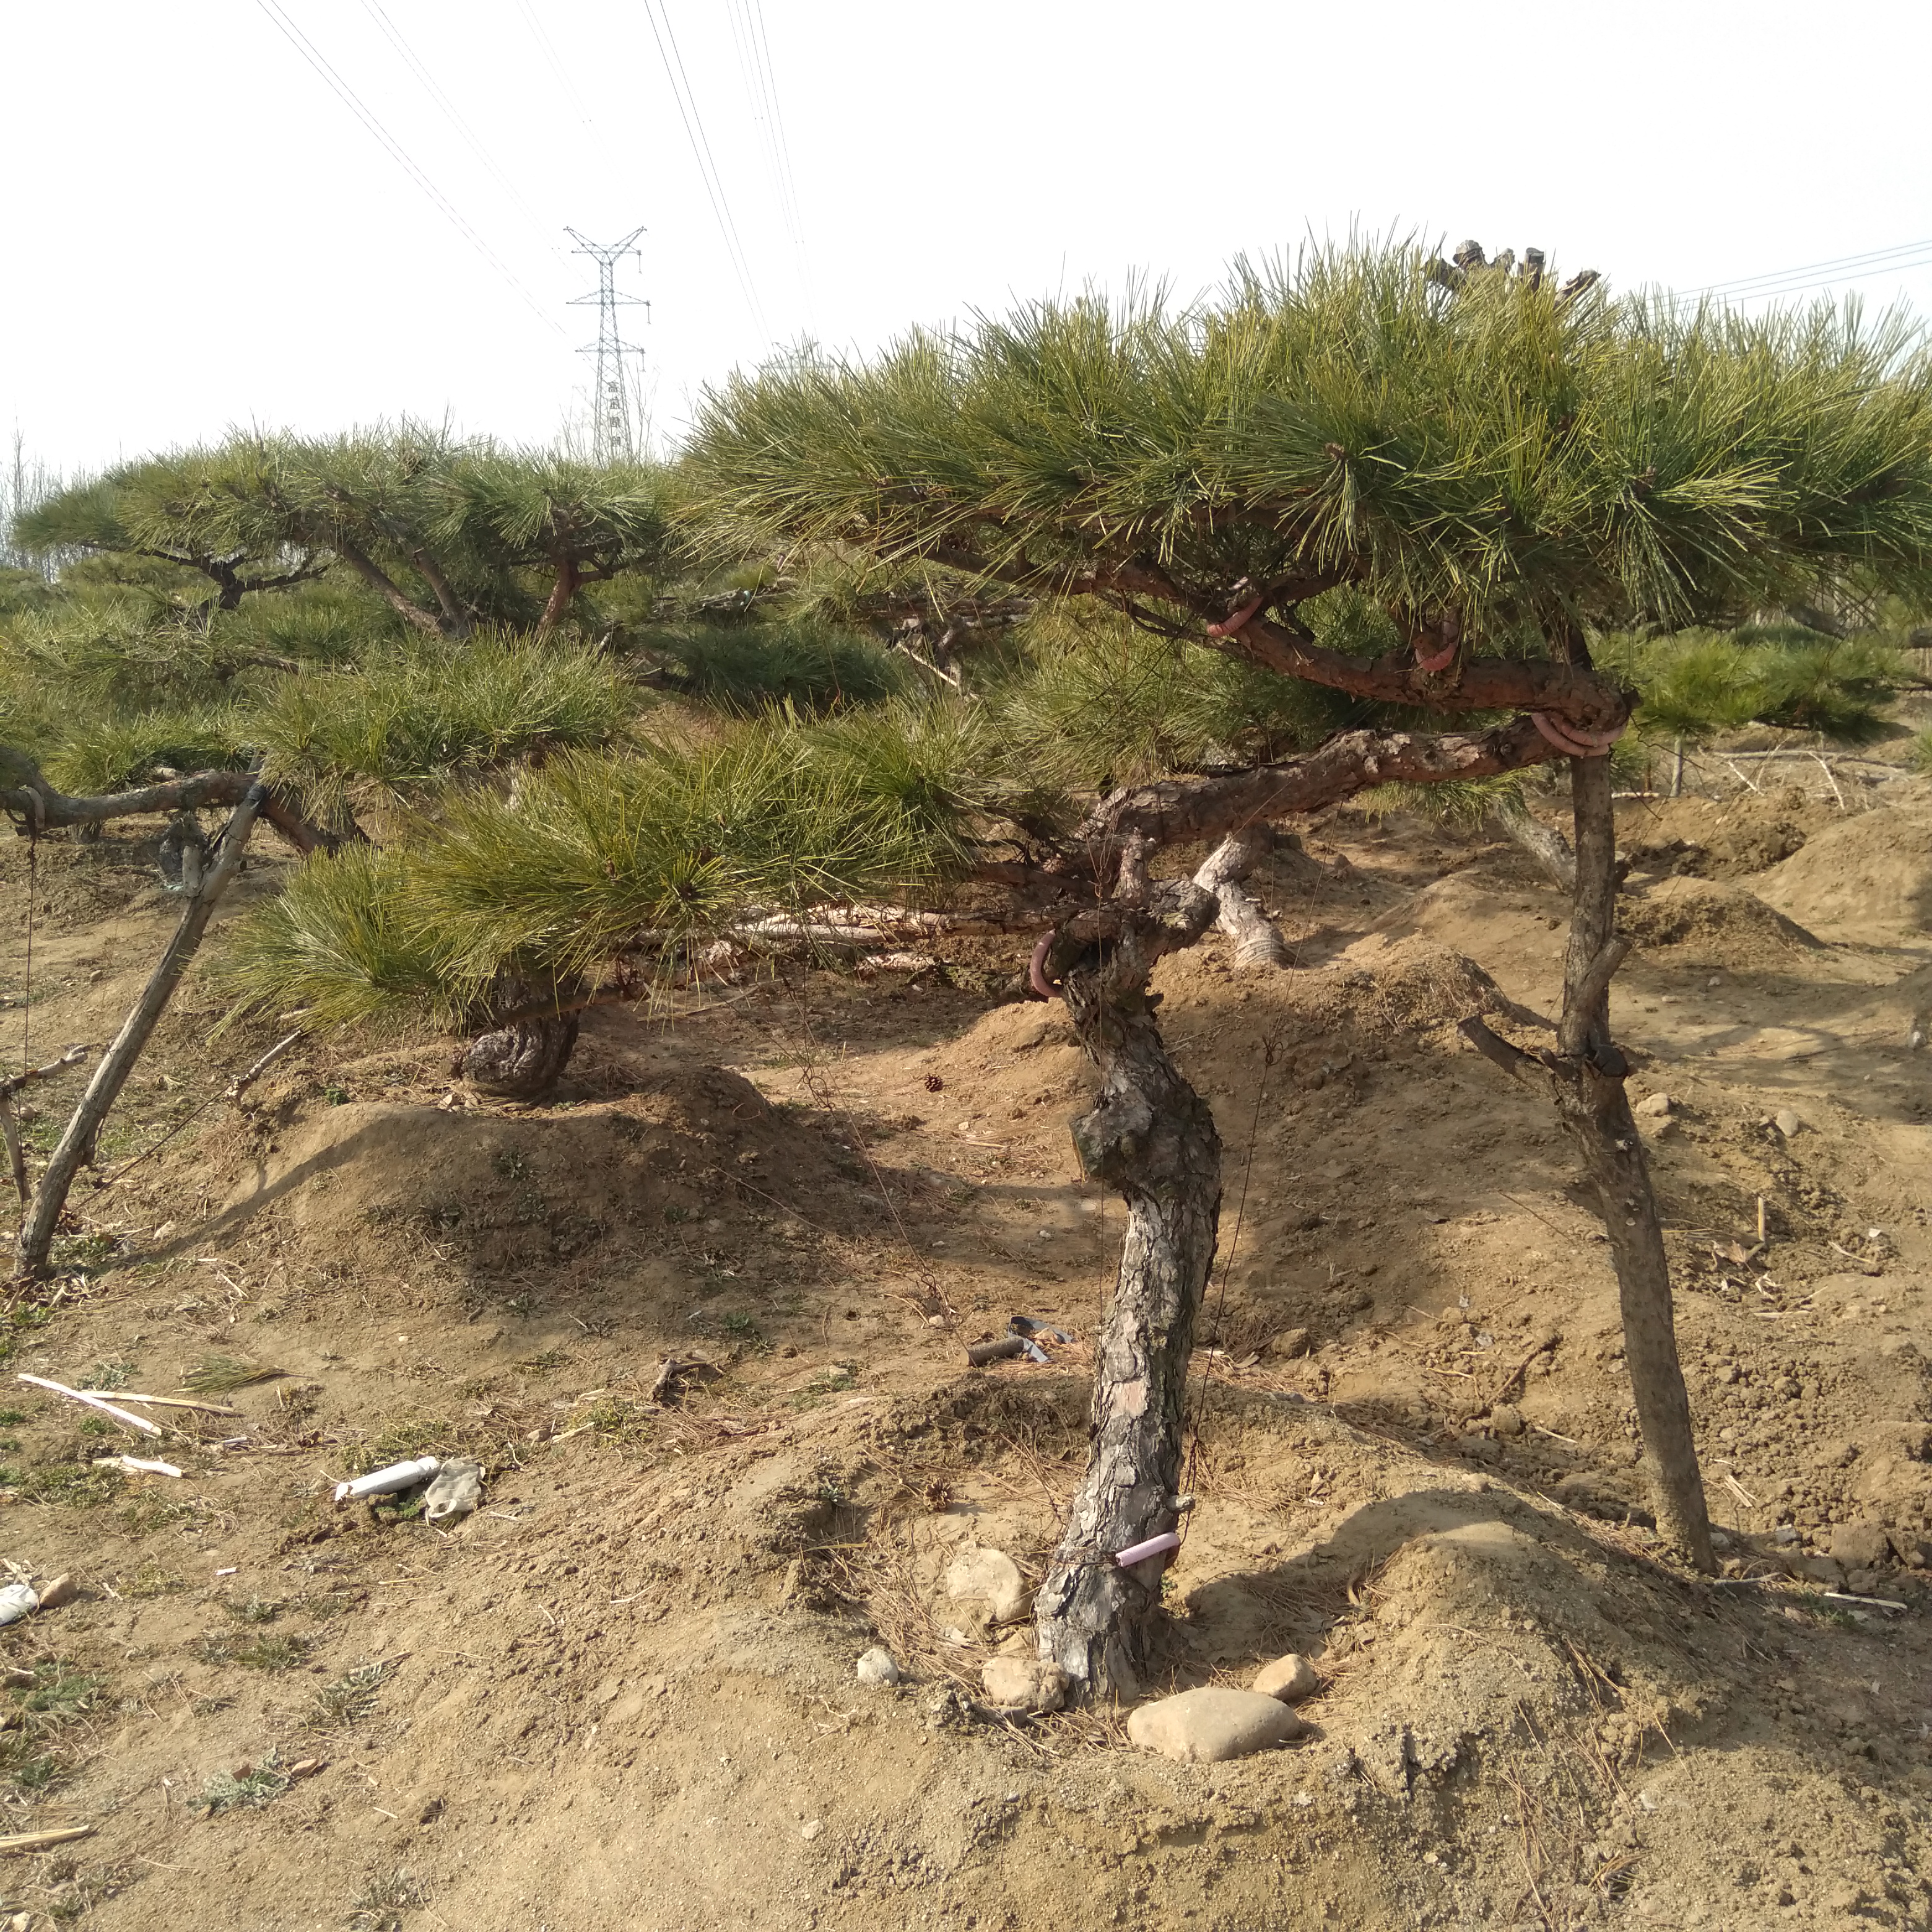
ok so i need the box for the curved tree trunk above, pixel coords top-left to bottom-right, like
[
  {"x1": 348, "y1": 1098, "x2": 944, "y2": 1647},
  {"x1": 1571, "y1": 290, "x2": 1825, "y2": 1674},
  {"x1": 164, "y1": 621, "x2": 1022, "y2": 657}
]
[{"x1": 1033, "y1": 908, "x2": 1222, "y2": 1702}]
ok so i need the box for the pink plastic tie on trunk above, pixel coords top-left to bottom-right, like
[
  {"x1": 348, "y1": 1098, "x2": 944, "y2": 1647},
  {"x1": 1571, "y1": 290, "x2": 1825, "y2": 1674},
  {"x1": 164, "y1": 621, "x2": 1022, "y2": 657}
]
[{"x1": 1114, "y1": 1531, "x2": 1182, "y2": 1568}]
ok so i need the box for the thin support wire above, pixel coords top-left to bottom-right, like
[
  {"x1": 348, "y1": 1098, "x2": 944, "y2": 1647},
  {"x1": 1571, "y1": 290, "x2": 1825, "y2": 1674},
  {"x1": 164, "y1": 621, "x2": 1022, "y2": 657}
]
[{"x1": 1180, "y1": 1029, "x2": 1277, "y2": 1542}]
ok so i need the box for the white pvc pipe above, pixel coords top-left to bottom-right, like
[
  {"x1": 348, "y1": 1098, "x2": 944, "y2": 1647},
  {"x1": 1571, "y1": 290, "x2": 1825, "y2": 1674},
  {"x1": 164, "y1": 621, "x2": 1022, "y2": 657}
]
[{"x1": 333, "y1": 1456, "x2": 440, "y2": 1505}]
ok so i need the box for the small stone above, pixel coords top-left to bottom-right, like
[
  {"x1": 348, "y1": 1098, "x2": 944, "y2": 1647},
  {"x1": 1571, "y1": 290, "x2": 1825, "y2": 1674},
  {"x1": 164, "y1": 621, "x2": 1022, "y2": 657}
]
[
  {"x1": 1829, "y1": 1522, "x2": 1890, "y2": 1571},
  {"x1": 288, "y1": 1759, "x2": 324, "y2": 1780},
  {"x1": 1251, "y1": 1654, "x2": 1319, "y2": 1703},
  {"x1": 1774, "y1": 1108, "x2": 1804, "y2": 1139},
  {"x1": 1489, "y1": 1404, "x2": 1525, "y2": 1438},
  {"x1": 32, "y1": 1576, "x2": 75, "y2": 1611},
  {"x1": 1270, "y1": 1327, "x2": 1311, "y2": 1359},
  {"x1": 1634, "y1": 1093, "x2": 1673, "y2": 1119},
  {"x1": 1126, "y1": 1687, "x2": 1304, "y2": 1763},
  {"x1": 944, "y1": 1546, "x2": 1028, "y2": 1624},
  {"x1": 980, "y1": 1656, "x2": 1068, "y2": 1712},
  {"x1": 801, "y1": 1819, "x2": 824, "y2": 1842},
  {"x1": 855, "y1": 1647, "x2": 900, "y2": 1686}
]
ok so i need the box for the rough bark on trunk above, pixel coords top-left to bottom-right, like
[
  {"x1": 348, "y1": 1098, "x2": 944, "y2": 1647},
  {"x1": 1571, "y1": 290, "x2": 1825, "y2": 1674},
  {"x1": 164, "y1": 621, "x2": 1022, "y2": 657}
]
[
  {"x1": 1032, "y1": 896, "x2": 1222, "y2": 1702},
  {"x1": 1497, "y1": 809, "x2": 1577, "y2": 893},
  {"x1": 17, "y1": 787, "x2": 265, "y2": 1277},
  {"x1": 457, "y1": 979, "x2": 581, "y2": 1099},
  {"x1": 1192, "y1": 827, "x2": 1290, "y2": 967},
  {"x1": 1557, "y1": 752, "x2": 1713, "y2": 1567}
]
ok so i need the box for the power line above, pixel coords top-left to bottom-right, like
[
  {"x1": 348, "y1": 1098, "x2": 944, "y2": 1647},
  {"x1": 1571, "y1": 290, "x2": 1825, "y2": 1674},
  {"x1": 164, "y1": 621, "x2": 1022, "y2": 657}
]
[
  {"x1": 638, "y1": 0, "x2": 770, "y2": 339},
  {"x1": 355, "y1": 0, "x2": 570, "y2": 268},
  {"x1": 728, "y1": 0, "x2": 814, "y2": 323},
  {"x1": 252, "y1": 0, "x2": 564, "y2": 335},
  {"x1": 1655, "y1": 235, "x2": 1932, "y2": 315}
]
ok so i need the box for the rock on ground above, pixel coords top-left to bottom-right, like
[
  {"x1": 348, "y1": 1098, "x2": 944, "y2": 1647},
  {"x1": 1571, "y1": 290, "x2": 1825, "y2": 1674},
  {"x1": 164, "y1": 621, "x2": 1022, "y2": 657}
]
[
  {"x1": 1126, "y1": 1687, "x2": 1305, "y2": 1762},
  {"x1": 944, "y1": 1545, "x2": 1027, "y2": 1624},
  {"x1": 1252, "y1": 1654, "x2": 1319, "y2": 1703},
  {"x1": 854, "y1": 1647, "x2": 900, "y2": 1686},
  {"x1": 980, "y1": 1656, "x2": 1069, "y2": 1712}
]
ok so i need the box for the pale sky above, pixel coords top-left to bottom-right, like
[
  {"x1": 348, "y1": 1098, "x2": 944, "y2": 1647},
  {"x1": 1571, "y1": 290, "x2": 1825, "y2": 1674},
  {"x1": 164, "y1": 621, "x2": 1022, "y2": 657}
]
[{"x1": 10, "y1": 0, "x2": 1932, "y2": 476}]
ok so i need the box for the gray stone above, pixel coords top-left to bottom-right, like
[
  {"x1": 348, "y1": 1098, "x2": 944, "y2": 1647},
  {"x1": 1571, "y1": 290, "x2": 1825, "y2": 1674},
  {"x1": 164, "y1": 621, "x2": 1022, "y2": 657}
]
[
  {"x1": 1126, "y1": 1687, "x2": 1305, "y2": 1763},
  {"x1": 1489, "y1": 1404, "x2": 1525, "y2": 1438},
  {"x1": 1251, "y1": 1653, "x2": 1319, "y2": 1703},
  {"x1": 1634, "y1": 1092, "x2": 1674, "y2": 1119},
  {"x1": 980, "y1": 1656, "x2": 1069, "y2": 1712},
  {"x1": 1775, "y1": 1108, "x2": 1804, "y2": 1139},
  {"x1": 944, "y1": 1546, "x2": 1028, "y2": 1624},
  {"x1": 1270, "y1": 1327, "x2": 1311, "y2": 1359},
  {"x1": 855, "y1": 1647, "x2": 900, "y2": 1686}
]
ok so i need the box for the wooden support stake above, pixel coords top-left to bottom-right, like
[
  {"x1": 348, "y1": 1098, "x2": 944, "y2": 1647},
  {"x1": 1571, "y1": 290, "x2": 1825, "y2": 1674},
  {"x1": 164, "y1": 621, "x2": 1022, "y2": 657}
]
[{"x1": 16, "y1": 786, "x2": 264, "y2": 1276}]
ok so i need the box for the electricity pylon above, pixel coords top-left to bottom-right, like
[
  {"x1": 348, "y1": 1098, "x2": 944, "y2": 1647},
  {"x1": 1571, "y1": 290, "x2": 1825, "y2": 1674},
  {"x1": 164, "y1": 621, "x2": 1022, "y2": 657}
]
[{"x1": 567, "y1": 225, "x2": 650, "y2": 461}]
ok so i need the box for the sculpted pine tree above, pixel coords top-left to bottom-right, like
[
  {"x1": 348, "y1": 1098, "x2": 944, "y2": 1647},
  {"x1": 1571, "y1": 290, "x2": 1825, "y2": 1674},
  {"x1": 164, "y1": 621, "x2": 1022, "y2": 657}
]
[{"x1": 684, "y1": 243, "x2": 1932, "y2": 1690}]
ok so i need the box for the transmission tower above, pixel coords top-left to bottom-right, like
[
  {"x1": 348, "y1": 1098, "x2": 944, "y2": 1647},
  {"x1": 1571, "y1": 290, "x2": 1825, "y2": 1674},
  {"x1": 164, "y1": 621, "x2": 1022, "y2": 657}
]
[{"x1": 567, "y1": 225, "x2": 650, "y2": 461}]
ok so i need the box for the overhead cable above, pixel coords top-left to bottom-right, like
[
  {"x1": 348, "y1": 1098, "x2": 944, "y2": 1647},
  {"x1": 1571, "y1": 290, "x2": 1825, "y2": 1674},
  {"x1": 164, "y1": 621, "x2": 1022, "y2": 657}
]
[
  {"x1": 355, "y1": 0, "x2": 571, "y2": 268},
  {"x1": 638, "y1": 0, "x2": 770, "y2": 337},
  {"x1": 253, "y1": 0, "x2": 564, "y2": 334}
]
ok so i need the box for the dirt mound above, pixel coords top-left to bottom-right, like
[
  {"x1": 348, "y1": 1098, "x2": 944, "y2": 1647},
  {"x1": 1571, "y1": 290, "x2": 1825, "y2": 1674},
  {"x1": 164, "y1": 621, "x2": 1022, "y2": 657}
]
[
  {"x1": 1621, "y1": 874, "x2": 1827, "y2": 959},
  {"x1": 1321, "y1": 931, "x2": 1553, "y2": 1033},
  {"x1": 1756, "y1": 797, "x2": 1932, "y2": 934},
  {"x1": 1622, "y1": 785, "x2": 1829, "y2": 879}
]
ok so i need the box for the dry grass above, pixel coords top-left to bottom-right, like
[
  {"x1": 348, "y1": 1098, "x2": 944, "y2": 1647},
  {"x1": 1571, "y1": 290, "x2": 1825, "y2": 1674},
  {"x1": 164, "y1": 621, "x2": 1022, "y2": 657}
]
[{"x1": 181, "y1": 1354, "x2": 287, "y2": 1395}]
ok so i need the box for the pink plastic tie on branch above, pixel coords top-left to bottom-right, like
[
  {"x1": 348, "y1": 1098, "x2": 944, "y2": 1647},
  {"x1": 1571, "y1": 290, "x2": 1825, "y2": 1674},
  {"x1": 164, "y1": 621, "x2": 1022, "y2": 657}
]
[
  {"x1": 1114, "y1": 1531, "x2": 1182, "y2": 1568},
  {"x1": 1029, "y1": 933, "x2": 1060, "y2": 1000},
  {"x1": 1206, "y1": 594, "x2": 1264, "y2": 639},
  {"x1": 1531, "y1": 711, "x2": 1624, "y2": 758},
  {"x1": 1413, "y1": 635, "x2": 1458, "y2": 674}
]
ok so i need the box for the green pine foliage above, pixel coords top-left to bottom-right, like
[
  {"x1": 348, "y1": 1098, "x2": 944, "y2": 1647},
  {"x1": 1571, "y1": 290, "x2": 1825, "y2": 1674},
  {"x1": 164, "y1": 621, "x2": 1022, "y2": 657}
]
[
  {"x1": 249, "y1": 632, "x2": 639, "y2": 817},
  {"x1": 638, "y1": 617, "x2": 910, "y2": 713},
  {"x1": 1602, "y1": 623, "x2": 1911, "y2": 744},
  {"x1": 684, "y1": 245, "x2": 1932, "y2": 642},
  {"x1": 44, "y1": 708, "x2": 250, "y2": 798},
  {"x1": 219, "y1": 704, "x2": 998, "y2": 1029},
  {"x1": 214, "y1": 843, "x2": 463, "y2": 1033}
]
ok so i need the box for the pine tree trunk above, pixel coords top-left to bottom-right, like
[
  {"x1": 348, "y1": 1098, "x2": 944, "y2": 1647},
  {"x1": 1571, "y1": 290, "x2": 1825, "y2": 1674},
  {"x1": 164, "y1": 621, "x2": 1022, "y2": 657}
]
[
  {"x1": 1033, "y1": 914, "x2": 1222, "y2": 1702},
  {"x1": 1559, "y1": 754, "x2": 1713, "y2": 1568}
]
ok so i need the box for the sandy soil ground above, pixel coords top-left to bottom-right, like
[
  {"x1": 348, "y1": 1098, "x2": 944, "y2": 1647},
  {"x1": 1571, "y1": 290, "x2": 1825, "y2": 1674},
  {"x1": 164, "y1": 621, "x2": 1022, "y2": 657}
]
[{"x1": 0, "y1": 757, "x2": 1928, "y2": 1931}]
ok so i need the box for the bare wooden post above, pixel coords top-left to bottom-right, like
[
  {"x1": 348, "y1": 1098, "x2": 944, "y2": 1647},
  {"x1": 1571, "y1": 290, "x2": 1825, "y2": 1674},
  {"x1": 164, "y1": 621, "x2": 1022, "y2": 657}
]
[
  {"x1": 1032, "y1": 892, "x2": 1222, "y2": 1701},
  {"x1": 17, "y1": 786, "x2": 265, "y2": 1277},
  {"x1": 0, "y1": 1048, "x2": 92, "y2": 1215}
]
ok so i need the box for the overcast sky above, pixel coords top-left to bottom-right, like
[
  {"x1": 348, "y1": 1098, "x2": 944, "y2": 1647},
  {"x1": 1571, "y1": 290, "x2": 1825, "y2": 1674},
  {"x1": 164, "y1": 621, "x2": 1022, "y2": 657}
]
[{"x1": 9, "y1": 0, "x2": 1932, "y2": 476}]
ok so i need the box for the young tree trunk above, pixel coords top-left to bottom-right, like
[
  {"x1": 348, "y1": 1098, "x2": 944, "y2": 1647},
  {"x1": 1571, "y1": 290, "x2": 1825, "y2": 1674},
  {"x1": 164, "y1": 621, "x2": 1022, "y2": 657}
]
[
  {"x1": 17, "y1": 785, "x2": 266, "y2": 1277},
  {"x1": 1556, "y1": 752, "x2": 1713, "y2": 1569},
  {"x1": 1033, "y1": 908, "x2": 1222, "y2": 1702},
  {"x1": 537, "y1": 552, "x2": 580, "y2": 635}
]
